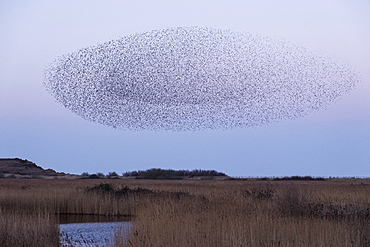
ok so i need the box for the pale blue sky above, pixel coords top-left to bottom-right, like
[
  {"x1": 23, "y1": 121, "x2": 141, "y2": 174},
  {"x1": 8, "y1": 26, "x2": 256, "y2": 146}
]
[{"x1": 1, "y1": 0, "x2": 369, "y2": 176}]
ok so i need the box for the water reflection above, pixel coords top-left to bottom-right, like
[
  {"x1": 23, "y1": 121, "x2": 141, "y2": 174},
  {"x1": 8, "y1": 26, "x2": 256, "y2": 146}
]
[{"x1": 59, "y1": 215, "x2": 131, "y2": 247}]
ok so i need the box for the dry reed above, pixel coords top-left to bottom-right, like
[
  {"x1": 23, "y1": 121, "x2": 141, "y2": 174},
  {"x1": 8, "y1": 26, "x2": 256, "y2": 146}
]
[{"x1": 1, "y1": 179, "x2": 370, "y2": 246}]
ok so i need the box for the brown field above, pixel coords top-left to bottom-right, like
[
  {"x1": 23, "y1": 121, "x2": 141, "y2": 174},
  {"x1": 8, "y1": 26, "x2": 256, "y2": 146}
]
[{"x1": 1, "y1": 178, "x2": 370, "y2": 246}]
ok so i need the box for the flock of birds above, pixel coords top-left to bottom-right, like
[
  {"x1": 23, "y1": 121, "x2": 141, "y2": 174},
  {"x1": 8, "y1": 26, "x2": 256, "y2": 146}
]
[{"x1": 44, "y1": 26, "x2": 359, "y2": 131}]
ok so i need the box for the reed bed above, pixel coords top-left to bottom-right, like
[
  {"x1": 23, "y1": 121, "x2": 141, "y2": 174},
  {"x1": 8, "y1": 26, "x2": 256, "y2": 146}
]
[
  {"x1": 115, "y1": 179, "x2": 370, "y2": 247},
  {"x1": 0, "y1": 179, "x2": 141, "y2": 246},
  {"x1": 0, "y1": 179, "x2": 370, "y2": 246},
  {"x1": 0, "y1": 212, "x2": 59, "y2": 247}
]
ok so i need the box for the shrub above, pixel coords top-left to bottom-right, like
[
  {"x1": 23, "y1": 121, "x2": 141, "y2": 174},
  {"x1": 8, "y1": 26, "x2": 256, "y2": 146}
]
[
  {"x1": 87, "y1": 174, "x2": 101, "y2": 179},
  {"x1": 109, "y1": 171, "x2": 118, "y2": 176},
  {"x1": 85, "y1": 183, "x2": 153, "y2": 197},
  {"x1": 107, "y1": 171, "x2": 119, "y2": 178},
  {"x1": 96, "y1": 172, "x2": 105, "y2": 177}
]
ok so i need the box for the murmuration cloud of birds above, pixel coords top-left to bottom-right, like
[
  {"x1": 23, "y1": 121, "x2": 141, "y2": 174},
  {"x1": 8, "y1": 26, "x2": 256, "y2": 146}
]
[{"x1": 44, "y1": 26, "x2": 360, "y2": 131}]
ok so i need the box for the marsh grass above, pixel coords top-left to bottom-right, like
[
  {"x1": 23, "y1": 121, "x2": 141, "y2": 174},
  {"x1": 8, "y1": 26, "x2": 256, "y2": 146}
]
[
  {"x1": 0, "y1": 212, "x2": 59, "y2": 247},
  {"x1": 0, "y1": 180, "x2": 141, "y2": 246},
  {"x1": 115, "y1": 180, "x2": 370, "y2": 247},
  {"x1": 1, "y1": 179, "x2": 370, "y2": 246}
]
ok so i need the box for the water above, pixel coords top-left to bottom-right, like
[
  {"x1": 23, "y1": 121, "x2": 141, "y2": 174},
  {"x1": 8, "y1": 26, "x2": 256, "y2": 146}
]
[{"x1": 58, "y1": 215, "x2": 131, "y2": 247}]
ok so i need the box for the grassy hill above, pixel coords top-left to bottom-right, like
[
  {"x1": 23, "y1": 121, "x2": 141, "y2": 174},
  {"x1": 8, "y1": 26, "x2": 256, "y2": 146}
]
[{"x1": 0, "y1": 158, "x2": 62, "y2": 178}]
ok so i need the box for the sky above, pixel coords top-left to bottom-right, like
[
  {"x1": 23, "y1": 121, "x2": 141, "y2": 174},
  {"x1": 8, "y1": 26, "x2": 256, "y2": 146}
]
[{"x1": 1, "y1": 0, "x2": 369, "y2": 177}]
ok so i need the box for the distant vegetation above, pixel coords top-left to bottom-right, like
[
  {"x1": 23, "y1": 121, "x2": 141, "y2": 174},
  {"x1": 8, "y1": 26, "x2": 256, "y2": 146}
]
[
  {"x1": 122, "y1": 168, "x2": 227, "y2": 179},
  {"x1": 80, "y1": 168, "x2": 228, "y2": 180},
  {"x1": 273, "y1": 176, "x2": 325, "y2": 181}
]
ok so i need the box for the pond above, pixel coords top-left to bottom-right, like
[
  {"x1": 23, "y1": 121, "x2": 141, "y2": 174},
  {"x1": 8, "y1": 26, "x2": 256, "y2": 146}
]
[{"x1": 58, "y1": 215, "x2": 131, "y2": 247}]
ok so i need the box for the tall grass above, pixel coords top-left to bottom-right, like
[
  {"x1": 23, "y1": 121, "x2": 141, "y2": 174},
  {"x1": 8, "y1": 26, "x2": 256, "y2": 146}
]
[
  {"x1": 0, "y1": 179, "x2": 141, "y2": 246},
  {"x1": 115, "y1": 180, "x2": 370, "y2": 247},
  {"x1": 0, "y1": 212, "x2": 59, "y2": 247},
  {"x1": 1, "y1": 179, "x2": 370, "y2": 246}
]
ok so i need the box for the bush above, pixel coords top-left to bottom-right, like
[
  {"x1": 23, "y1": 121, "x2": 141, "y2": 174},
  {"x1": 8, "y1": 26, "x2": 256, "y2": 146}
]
[
  {"x1": 85, "y1": 183, "x2": 152, "y2": 197},
  {"x1": 96, "y1": 172, "x2": 105, "y2": 177},
  {"x1": 109, "y1": 171, "x2": 118, "y2": 176},
  {"x1": 86, "y1": 174, "x2": 101, "y2": 179},
  {"x1": 107, "y1": 171, "x2": 119, "y2": 179}
]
